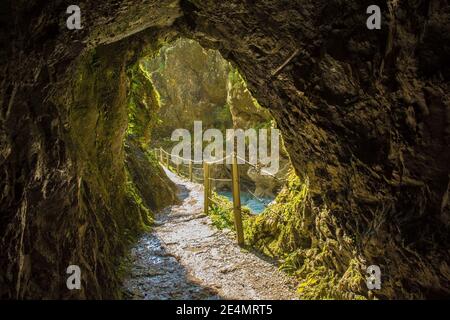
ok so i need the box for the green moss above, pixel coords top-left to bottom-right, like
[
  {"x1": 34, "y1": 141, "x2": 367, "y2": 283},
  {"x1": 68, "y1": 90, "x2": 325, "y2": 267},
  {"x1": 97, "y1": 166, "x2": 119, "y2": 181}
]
[
  {"x1": 204, "y1": 169, "x2": 366, "y2": 300},
  {"x1": 208, "y1": 193, "x2": 234, "y2": 229},
  {"x1": 125, "y1": 61, "x2": 178, "y2": 211},
  {"x1": 244, "y1": 171, "x2": 310, "y2": 256},
  {"x1": 208, "y1": 193, "x2": 252, "y2": 231},
  {"x1": 243, "y1": 170, "x2": 368, "y2": 299},
  {"x1": 59, "y1": 41, "x2": 178, "y2": 298},
  {"x1": 60, "y1": 45, "x2": 153, "y2": 297},
  {"x1": 126, "y1": 63, "x2": 162, "y2": 147}
]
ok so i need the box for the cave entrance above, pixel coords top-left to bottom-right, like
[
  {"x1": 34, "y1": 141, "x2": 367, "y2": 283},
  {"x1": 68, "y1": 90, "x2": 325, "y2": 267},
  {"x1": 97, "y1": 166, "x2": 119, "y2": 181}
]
[{"x1": 139, "y1": 38, "x2": 290, "y2": 214}]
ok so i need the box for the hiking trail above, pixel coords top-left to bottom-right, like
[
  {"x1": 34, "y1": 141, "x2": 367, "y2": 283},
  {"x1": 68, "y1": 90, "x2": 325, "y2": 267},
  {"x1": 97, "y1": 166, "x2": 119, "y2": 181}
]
[{"x1": 123, "y1": 168, "x2": 296, "y2": 300}]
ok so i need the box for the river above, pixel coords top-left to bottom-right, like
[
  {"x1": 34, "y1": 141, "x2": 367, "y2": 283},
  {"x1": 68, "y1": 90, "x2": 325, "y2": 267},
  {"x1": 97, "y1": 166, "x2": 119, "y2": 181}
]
[{"x1": 217, "y1": 190, "x2": 274, "y2": 214}]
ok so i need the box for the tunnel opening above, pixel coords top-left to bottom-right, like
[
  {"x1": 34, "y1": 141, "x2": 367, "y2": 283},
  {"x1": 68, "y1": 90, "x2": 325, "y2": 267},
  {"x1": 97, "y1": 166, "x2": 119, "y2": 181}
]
[{"x1": 136, "y1": 38, "x2": 291, "y2": 214}]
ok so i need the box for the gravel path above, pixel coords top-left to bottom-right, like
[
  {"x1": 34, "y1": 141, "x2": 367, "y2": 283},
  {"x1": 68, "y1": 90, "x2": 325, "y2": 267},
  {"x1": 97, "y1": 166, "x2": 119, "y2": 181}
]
[{"x1": 122, "y1": 168, "x2": 296, "y2": 300}]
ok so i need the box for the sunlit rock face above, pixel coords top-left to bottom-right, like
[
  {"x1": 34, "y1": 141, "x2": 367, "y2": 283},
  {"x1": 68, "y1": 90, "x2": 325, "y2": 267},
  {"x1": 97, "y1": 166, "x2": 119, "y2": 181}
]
[
  {"x1": 1, "y1": 0, "x2": 449, "y2": 299},
  {"x1": 227, "y1": 69, "x2": 291, "y2": 195},
  {"x1": 142, "y1": 39, "x2": 233, "y2": 147}
]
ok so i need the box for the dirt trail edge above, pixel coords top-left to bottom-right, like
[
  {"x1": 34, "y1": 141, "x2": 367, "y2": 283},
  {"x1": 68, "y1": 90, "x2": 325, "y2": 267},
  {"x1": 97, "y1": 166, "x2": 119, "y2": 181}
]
[{"x1": 123, "y1": 168, "x2": 297, "y2": 300}]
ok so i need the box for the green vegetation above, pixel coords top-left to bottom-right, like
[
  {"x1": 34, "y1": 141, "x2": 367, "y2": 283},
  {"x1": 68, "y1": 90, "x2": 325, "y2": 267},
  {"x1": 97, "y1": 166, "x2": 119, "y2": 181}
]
[
  {"x1": 206, "y1": 171, "x2": 366, "y2": 300},
  {"x1": 248, "y1": 172, "x2": 366, "y2": 299},
  {"x1": 58, "y1": 42, "x2": 178, "y2": 297},
  {"x1": 125, "y1": 60, "x2": 178, "y2": 214},
  {"x1": 126, "y1": 63, "x2": 161, "y2": 147},
  {"x1": 208, "y1": 194, "x2": 235, "y2": 230},
  {"x1": 208, "y1": 193, "x2": 251, "y2": 230}
]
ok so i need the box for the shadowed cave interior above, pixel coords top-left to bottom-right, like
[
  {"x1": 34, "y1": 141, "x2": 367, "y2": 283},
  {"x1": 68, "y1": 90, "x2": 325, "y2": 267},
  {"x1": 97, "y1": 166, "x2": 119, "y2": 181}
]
[{"x1": 0, "y1": 0, "x2": 449, "y2": 299}]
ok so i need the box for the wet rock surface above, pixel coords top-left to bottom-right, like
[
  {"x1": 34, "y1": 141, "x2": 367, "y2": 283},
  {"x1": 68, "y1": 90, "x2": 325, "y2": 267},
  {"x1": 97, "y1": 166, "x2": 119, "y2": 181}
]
[{"x1": 123, "y1": 169, "x2": 296, "y2": 300}]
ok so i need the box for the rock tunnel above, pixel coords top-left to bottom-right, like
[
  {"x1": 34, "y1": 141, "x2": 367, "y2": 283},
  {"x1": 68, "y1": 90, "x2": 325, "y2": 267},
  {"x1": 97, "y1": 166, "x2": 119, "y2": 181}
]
[{"x1": 0, "y1": 0, "x2": 449, "y2": 299}]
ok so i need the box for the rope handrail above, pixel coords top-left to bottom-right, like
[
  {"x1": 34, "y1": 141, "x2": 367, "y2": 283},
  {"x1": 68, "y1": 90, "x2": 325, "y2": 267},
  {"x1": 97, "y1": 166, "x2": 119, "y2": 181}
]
[
  {"x1": 205, "y1": 154, "x2": 232, "y2": 164},
  {"x1": 192, "y1": 173, "x2": 204, "y2": 181},
  {"x1": 173, "y1": 154, "x2": 203, "y2": 165},
  {"x1": 159, "y1": 148, "x2": 200, "y2": 164},
  {"x1": 235, "y1": 155, "x2": 286, "y2": 181},
  {"x1": 209, "y1": 178, "x2": 232, "y2": 182},
  {"x1": 158, "y1": 148, "x2": 231, "y2": 165},
  {"x1": 159, "y1": 147, "x2": 283, "y2": 176},
  {"x1": 156, "y1": 147, "x2": 287, "y2": 185}
]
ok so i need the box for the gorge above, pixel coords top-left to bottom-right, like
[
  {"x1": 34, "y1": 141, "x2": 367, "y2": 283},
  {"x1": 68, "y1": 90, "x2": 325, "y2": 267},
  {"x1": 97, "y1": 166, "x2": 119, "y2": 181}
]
[{"x1": 0, "y1": 0, "x2": 449, "y2": 300}]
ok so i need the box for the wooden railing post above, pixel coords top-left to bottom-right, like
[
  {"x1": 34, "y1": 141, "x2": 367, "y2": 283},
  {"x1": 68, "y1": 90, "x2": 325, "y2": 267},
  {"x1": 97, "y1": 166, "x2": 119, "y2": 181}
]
[
  {"x1": 231, "y1": 152, "x2": 245, "y2": 246},
  {"x1": 208, "y1": 165, "x2": 213, "y2": 204},
  {"x1": 203, "y1": 162, "x2": 210, "y2": 215},
  {"x1": 166, "y1": 151, "x2": 170, "y2": 168},
  {"x1": 189, "y1": 161, "x2": 193, "y2": 182}
]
